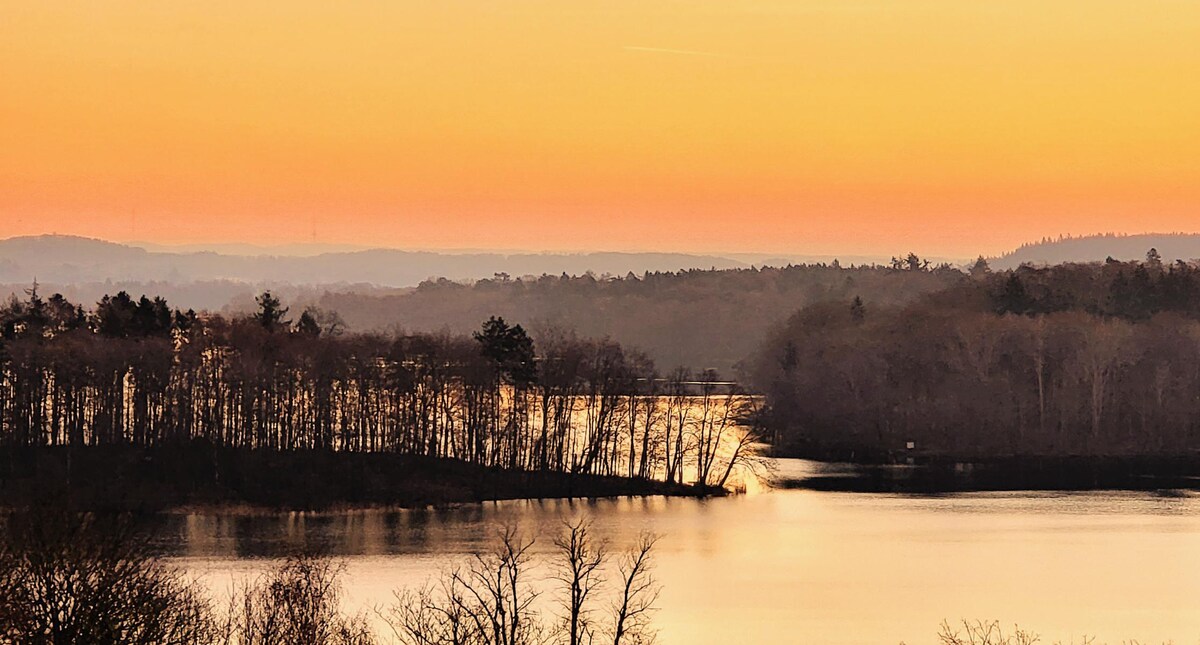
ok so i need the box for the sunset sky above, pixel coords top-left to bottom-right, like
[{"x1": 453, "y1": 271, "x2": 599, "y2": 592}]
[{"x1": 2, "y1": 1, "x2": 1198, "y2": 256}]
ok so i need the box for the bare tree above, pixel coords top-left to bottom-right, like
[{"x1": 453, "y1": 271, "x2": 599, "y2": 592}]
[
  {"x1": 608, "y1": 534, "x2": 659, "y2": 645},
  {"x1": 387, "y1": 523, "x2": 659, "y2": 645},
  {"x1": 712, "y1": 395, "x2": 771, "y2": 491},
  {"x1": 553, "y1": 520, "x2": 606, "y2": 645},
  {"x1": 386, "y1": 526, "x2": 543, "y2": 645}
]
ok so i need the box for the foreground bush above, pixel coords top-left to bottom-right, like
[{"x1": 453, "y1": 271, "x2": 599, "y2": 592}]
[
  {"x1": 220, "y1": 555, "x2": 375, "y2": 645},
  {"x1": 0, "y1": 512, "x2": 215, "y2": 645},
  {"x1": 904, "y1": 619, "x2": 1148, "y2": 645},
  {"x1": 0, "y1": 515, "x2": 660, "y2": 645}
]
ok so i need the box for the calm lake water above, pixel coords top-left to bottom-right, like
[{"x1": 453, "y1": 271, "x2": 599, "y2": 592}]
[{"x1": 160, "y1": 460, "x2": 1200, "y2": 644}]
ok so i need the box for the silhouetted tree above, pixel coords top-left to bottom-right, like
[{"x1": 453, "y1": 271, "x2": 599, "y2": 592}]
[
  {"x1": 95, "y1": 291, "x2": 139, "y2": 338},
  {"x1": 296, "y1": 309, "x2": 322, "y2": 337},
  {"x1": 555, "y1": 520, "x2": 605, "y2": 645},
  {"x1": 475, "y1": 317, "x2": 537, "y2": 387},
  {"x1": 995, "y1": 275, "x2": 1032, "y2": 315},
  {"x1": 850, "y1": 296, "x2": 866, "y2": 322},
  {"x1": 1146, "y1": 247, "x2": 1163, "y2": 269},
  {"x1": 254, "y1": 291, "x2": 290, "y2": 332},
  {"x1": 891, "y1": 252, "x2": 929, "y2": 272},
  {"x1": 969, "y1": 256, "x2": 991, "y2": 279},
  {"x1": 609, "y1": 534, "x2": 659, "y2": 645}
]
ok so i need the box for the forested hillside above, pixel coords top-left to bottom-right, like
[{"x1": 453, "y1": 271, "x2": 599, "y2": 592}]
[
  {"x1": 992, "y1": 233, "x2": 1200, "y2": 269},
  {"x1": 313, "y1": 262, "x2": 963, "y2": 375},
  {"x1": 752, "y1": 254, "x2": 1200, "y2": 459},
  {"x1": 0, "y1": 245, "x2": 965, "y2": 376}
]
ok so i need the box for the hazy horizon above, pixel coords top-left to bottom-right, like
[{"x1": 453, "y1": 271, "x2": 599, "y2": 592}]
[
  {"x1": 8, "y1": 230, "x2": 1196, "y2": 266},
  {"x1": 1, "y1": 231, "x2": 968, "y2": 265},
  {"x1": 9, "y1": 223, "x2": 1199, "y2": 261}
]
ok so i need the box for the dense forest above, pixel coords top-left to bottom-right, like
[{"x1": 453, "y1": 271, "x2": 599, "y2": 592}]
[
  {"x1": 752, "y1": 251, "x2": 1200, "y2": 459},
  {"x1": 314, "y1": 260, "x2": 963, "y2": 375},
  {"x1": 14, "y1": 247, "x2": 1198, "y2": 476},
  {"x1": 0, "y1": 288, "x2": 757, "y2": 494}
]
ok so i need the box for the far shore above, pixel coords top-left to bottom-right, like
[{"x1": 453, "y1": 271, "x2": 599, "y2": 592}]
[{"x1": 776, "y1": 453, "x2": 1200, "y2": 493}]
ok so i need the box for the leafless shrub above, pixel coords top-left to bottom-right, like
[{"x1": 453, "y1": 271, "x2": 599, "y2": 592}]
[
  {"x1": 0, "y1": 511, "x2": 217, "y2": 645},
  {"x1": 934, "y1": 620, "x2": 1098, "y2": 645},
  {"x1": 936, "y1": 620, "x2": 1042, "y2": 645},
  {"x1": 219, "y1": 554, "x2": 375, "y2": 645}
]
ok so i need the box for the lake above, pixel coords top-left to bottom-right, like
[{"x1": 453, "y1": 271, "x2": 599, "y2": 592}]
[{"x1": 161, "y1": 459, "x2": 1200, "y2": 644}]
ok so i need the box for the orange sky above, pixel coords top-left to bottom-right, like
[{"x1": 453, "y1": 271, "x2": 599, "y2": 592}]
[{"x1": 2, "y1": 1, "x2": 1199, "y2": 256}]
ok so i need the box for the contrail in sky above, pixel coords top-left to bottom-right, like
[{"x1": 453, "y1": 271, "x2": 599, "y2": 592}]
[{"x1": 622, "y1": 46, "x2": 726, "y2": 58}]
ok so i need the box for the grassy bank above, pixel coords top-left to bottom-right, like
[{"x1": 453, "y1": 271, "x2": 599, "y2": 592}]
[{"x1": 0, "y1": 445, "x2": 710, "y2": 512}]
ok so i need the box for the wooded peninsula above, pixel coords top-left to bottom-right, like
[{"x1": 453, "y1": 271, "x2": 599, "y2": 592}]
[{"x1": 0, "y1": 290, "x2": 755, "y2": 510}]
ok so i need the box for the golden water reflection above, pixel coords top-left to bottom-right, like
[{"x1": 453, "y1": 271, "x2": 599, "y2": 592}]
[{"x1": 163, "y1": 460, "x2": 1200, "y2": 644}]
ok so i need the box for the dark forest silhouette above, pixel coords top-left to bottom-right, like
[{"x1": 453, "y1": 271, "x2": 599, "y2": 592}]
[
  {"x1": 0, "y1": 287, "x2": 758, "y2": 505},
  {"x1": 753, "y1": 251, "x2": 1200, "y2": 460}
]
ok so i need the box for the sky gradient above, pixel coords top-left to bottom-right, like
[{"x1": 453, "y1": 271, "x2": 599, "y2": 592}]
[{"x1": 2, "y1": 1, "x2": 1199, "y2": 256}]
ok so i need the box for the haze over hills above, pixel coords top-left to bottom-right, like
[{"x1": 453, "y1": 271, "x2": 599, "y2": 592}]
[
  {"x1": 0, "y1": 235, "x2": 751, "y2": 288},
  {"x1": 5, "y1": 232, "x2": 1197, "y2": 295},
  {"x1": 0, "y1": 234, "x2": 961, "y2": 373},
  {"x1": 7, "y1": 231, "x2": 1199, "y2": 375},
  {"x1": 131, "y1": 241, "x2": 372, "y2": 257},
  {"x1": 0, "y1": 235, "x2": 957, "y2": 297},
  {"x1": 991, "y1": 233, "x2": 1200, "y2": 269}
]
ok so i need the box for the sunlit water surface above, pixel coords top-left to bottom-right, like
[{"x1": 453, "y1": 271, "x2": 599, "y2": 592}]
[{"x1": 160, "y1": 460, "x2": 1200, "y2": 644}]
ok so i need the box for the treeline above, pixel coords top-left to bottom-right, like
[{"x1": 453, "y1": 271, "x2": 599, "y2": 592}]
[
  {"x1": 753, "y1": 254, "x2": 1200, "y2": 459},
  {"x1": 990, "y1": 251, "x2": 1200, "y2": 319},
  {"x1": 993, "y1": 232, "x2": 1200, "y2": 269},
  {"x1": 0, "y1": 288, "x2": 755, "y2": 489},
  {"x1": 314, "y1": 260, "x2": 963, "y2": 374}
]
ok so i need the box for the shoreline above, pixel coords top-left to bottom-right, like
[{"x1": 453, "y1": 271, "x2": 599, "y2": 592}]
[
  {"x1": 775, "y1": 454, "x2": 1200, "y2": 493},
  {"x1": 157, "y1": 489, "x2": 722, "y2": 517},
  {"x1": 0, "y1": 445, "x2": 716, "y2": 513}
]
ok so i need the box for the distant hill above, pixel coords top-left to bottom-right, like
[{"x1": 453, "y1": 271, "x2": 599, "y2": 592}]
[
  {"x1": 312, "y1": 265, "x2": 962, "y2": 375},
  {"x1": 0, "y1": 235, "x2": 749, "y2": 288},
  {"x1": 0, "y1": 235, "x2": 963, "y2": 374},
  {"x1": 992, "y1": 233, "x2": 1200, "y2": 269}
]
